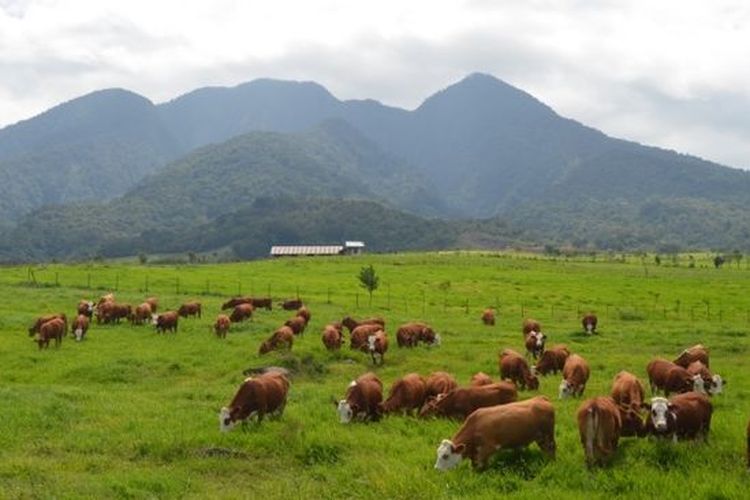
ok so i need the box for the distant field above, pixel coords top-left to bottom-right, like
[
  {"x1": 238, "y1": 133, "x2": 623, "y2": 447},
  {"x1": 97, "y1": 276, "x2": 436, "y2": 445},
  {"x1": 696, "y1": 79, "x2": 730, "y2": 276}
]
[{"x1": 1, "y1": 252, "x2": 750, "y2": 498}]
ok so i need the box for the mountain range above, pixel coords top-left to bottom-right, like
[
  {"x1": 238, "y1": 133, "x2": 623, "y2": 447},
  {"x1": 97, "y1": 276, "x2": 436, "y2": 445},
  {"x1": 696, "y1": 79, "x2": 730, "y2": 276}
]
[{"x1": 1, "y1": 73, "x2": 749, "y2": 261}]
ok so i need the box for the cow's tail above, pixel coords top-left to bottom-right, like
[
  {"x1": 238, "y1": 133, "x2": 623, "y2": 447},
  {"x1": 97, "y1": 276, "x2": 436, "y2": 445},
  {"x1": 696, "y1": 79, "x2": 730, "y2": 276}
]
[{"x1": 585, "y1": 406, "x2": 598, "y2": 463}]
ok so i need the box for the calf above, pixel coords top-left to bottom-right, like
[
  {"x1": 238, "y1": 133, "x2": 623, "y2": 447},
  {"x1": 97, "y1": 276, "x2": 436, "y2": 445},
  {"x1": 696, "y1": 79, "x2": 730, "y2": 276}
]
[
  {"x1": 214, "y1": 314, "x2": 231, "y2": 338},
  {"x1": 350, "y1": 324, "x2": 382, "y2": 350},
  {"x1": 470, "y1": 372, "x2": 493, "y2": 387},
  {"x1": 36, "y1": 317, "x2": 65, "y2": 349},
  {"x1": 686, "y1": 361, "x2": 725, "y2": 396},
  {"x1": 535, "y1": 345, "x2": 570, "y2": 376},
  {"x1": 367, "y1": 331, "x2": 389, "y2": 365},
  {"x1": 71, "y1": 314, "x2": 89, "y2": 342},
  {"x1": 524, "y1": 331, "x2": 546, "y2": 360},
  {"x1": 152, "y1": 311, "x2": 179, "y2": 334},
  {"x1": 342, "y1": 316, "x2": 385, "y2": 333},
  {"x1": 581, "y1": 313, "x2": 598, "y2": 334},
  {"x1": 643, "y1": 392, "x2": 712, "y2": 442},
  {"x1": 499, "y1": 349, "x2": 539, "y2": 390},
  {"x1": 281, "y1": 299, "x2": 303, "y2": 311},
  {"x1": 229, "y1": 303, "x2": 254, "y2": 323},
  {"x1": 284, "y1": 316, "x2": 307, "y2": 336},
  {"x1": 259, "y1": 326, "x2": 294, "y2": 355},
  {"x1": 577, "y1": 397, "x2": 621, "y2": 466},
  {"x1": 674, "y1": 344, "x2": 709, "y2": 369},
  {"x1": 481, "y1": 308, "x2": 495, "y2": 326},
  {"x1": 419, "y1": 382, "x2": 518, "y2": 420},
  {"x1": 296, "y1": 306, "x2": 311, "y2": 325},
  {"x1": 336, "y1": 373, "x2": 383, "y2": 423},
  {"x1": 321, "y1": 324, "x2": 343, "y2": 351},
  {"x1": 559, "y1": 354, "x2": 590, "y2": 399},
  {"x1": 178, "y1": 302, "x2": 202, "y2": 319},
  {"x1": 219, "y1": 372, "x2": 290, "y2": 431},
  {"x1": 522, "y1": 318, "x2": 541, "y2": 336},
  {"x1": 610, "y1": 371, "x2": 646, "y2": 437},
  {"x1": 646, "y1": 358, "x2": 703, "y2": 396},
  {"x1": 425, "y1": 372, "x2": 458, "y2": 399},
  {"x1": 380, "y1": 373, "x2": 427, "y2": 415},
  {"x1": 434, "y1": 396, "x2": 555, "y2": 470}
]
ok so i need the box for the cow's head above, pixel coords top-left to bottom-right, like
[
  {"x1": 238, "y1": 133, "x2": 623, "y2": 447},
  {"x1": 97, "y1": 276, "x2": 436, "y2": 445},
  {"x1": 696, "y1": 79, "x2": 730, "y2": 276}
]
[
  {"x1": 432, "y1": 333, "x2": 442, "y2": 346},
  {"x1": 692, "y1": 374, "x2": 706, "y2": 394},
  {"x1": 585, "y1": 322, "x2": 593, "y2": 333},
  {"x1": 619, "y1": 405, "x2": 644, "y2": 437},
  {"x1": 644, "y1": 397, "x2": 674, "y2": 433},
  {"x1": 419, "y1": 394, "x2": 445, "y2": 418},
  {"x1": 367, "y1": 334, "x2": 377, "y2": 352},
  {"x1": 709, "y1": 374, "x2": 724, "y2": 395},
  {"x1": 336, "y1": 400, "x2": 355, "y2": 423},
  {"x1": 258, "y1": 341, "x2": 271, "y2": 355},
  {"x1": 151, "y1": 314, "x2": 159, "y2": 325},
  {"x1": 435, "y1": 439, "x2": 464, "y2": 470},
  {"x1": 558, "y1": 379, "x2": 573, "y2": 399},
  {"x1": 219, "y1": 407, "x2": 235, "y2": 432}
]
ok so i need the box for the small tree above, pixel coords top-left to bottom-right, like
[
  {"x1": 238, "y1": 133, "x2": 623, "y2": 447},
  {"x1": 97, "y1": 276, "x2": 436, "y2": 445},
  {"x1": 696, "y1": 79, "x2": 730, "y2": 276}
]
[
  {"x1": 138, "y1": 252, "x2": 148, "y2": 265},
  {"x1": 358, "y1": 265, "x2": 379, "y2": 305}
]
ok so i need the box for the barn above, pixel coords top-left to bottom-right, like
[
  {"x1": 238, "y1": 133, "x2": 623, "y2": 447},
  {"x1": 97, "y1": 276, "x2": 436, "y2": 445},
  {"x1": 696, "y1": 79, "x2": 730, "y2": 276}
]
[{"x1": 269, "y1": 241, "x2": 365, "y2": 257}]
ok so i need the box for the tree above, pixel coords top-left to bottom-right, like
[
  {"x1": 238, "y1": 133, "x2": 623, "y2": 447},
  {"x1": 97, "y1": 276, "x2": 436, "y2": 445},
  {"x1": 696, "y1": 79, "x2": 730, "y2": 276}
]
[
  {"x1": 713, "y1": 255, "x2": 725, "y2": 269},
  {"x1": 358, "y1": 265, "x2": 379, "y2": 305}
]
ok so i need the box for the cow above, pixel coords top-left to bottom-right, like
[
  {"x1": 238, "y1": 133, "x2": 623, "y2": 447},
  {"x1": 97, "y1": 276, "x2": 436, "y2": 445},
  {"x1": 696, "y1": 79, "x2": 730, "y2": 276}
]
[
  {"x1": 522, "y1": 318, "x2": 541, "y2": 336},
  {"x1": 419, "y1": 382, "x2": 518, "y2": 420},
  {"x1": 434, "y1": 396, "x2": 555, "y2": 471},
  {"x1": 397, "y1": 322, "x2": 439, "y2": 347},
  {"x1": 77, "y1": 300, "x2": 94, "y2": 318},
  {"x1": 499, "y1": 349, "x2": 539, "y2": 390},
  {"x1": 646, "y1": 358, "x2": 703, "y2": 396},
  {"x1": 425, "y1": 372, "x2": 458, "y2": 399},
  {"x1": 342, "y1": 316, "x2": 385, "y2": 333},
  {"x1": 178, "y1": 302, "x2": 202, "y2": 319},
  {"x1": 71, "y1": 314, "x2": 89, "y2": 342},
  {"x1": 686, "y1": 361, "x2": 725, "y2": 396},
  {"x1": 559, "y1": 354, "x2": 590, "y2": 399},
  {"x1": 350, "y1": 323, "x2": 382, "y2": 350},
  {"x1": 610, "y1": 371, "x2": 646, "y2": 437},
  {"x1": 36, "y1": 317, "x2": 65, "y2": 349},
  {"x1": 284, "y1": 316, "x2": 307, "y2": 336},
  {"x1": 144, "y1": 297, "x2": 159, "y2": 313},
  {"x1": 481, "y1": 308, "x2": 495, "y2": 326},
  {"x1": 336, "y1": 373, "x2": 383, "y2": 423},
  {"x1": 152, "y1": 311, "x2": 179, "y2": 334},
  {"x1": 380, "y1": 373, "x2": 427, "y2": 415},
  {"x1": 674, "y1": 344, "x2": 710, "y2": 369},
  {"x1": 643, "y1": 392, "x2": 712, "y2": 442},
  {"x1": 98, "y1": 303, "x2": 130, "y2": 324},
  {"x1": 214, "y1": 314, "x2": 231, "y2": 338},
  {"x1": 130, "y1": 303, "x2": 153, "y2": 326},
  {"x1": 296, "y1": 306, "x2": 311, "y2": 325},
  {"x1": 470, "y1": 372, "x2": 493, "y2": 387},
  {"x1": 581, "y1": 313, "x2": 598, "y2": 334},
  {"x1": 281, "y1": 299, "x2": 303, "y2": 311},
  {"x1": 219, "y1": 371, "x2": 290, "y2": 431},
  {"x1": 367, "y1": 330, "x2": 389, "y2": 365},
  {"x1": 250, "y1": 297, "x2": 273, "y2": 311},
  {"x1": 28, "y1": 313, "x2": 67, "y2": 337},
  {"x1": 259, "y1": 326, "x2": 294, "y2": 355},
  {"x1": 577, "y1": 397, "x2": 621, "y2": 466},
  {"x1": 96, "y1": 293, "x2": 114, "y2": 308},
  {"x1": 229, "y1": 303, "x2": 253, "y2": 323},
  {"x1": 535, "y1": 345, "x2": 570, "y2": 376},
  {"x1": 524, "y1": 331, "x2": 546, "y2": 360},
  {"x1": 322, "y1": 324, "x2": 343, "y2": 351},
  {"x1": 222, "y1": 297, "x2": 253, "y2": 310}
]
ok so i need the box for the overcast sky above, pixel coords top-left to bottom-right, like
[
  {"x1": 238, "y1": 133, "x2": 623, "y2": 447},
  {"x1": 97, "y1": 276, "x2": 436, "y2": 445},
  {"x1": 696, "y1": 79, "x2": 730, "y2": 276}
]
[{"x1": 1, "y1": 0, "x2": 748, "y2": 168}]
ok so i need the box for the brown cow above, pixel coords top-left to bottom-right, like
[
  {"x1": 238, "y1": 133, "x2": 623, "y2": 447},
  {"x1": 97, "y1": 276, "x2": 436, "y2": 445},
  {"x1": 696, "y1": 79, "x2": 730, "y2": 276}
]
[
  {"x1": 686, "y1": 361, "x2": 725, "y2": 395},
  {"x1": 77, "y1": 300, "x2": 94, "y2": 318},
  {"x1": 222, "y1": 297, "x2": 252, "y2": 310},
  {"x1": 178, "y1": 302, "x2": 202, "y2": 319},
  {"x1": 99, "y1": 303, "x2": 130, "y2": 324},
  {"x1": 285, "y1": 316, "x2": 307, "y2": 336},
  {"x1": 674, "y1": 344, "x2": 710, "y2": 368},
  {"x1": 396, "y1": 322, "x2": 439, "y2": 347},
  {"x1": 350, "y1": 324, "x2": 382, "y2": 350},
  {"x1": 643, "y1": 392, "x2": 712, "y2": 442},
  {"x1": 559, "y1": 354, "x2": 590, "y2": 399},
  {"x1": 336, "y1": 373, "x2": 383, "y2": 423},
  {"x1": 367, "y1": 330, "x2": 389, "y2": 365},
  {"x1": 481, "y1": 308, "x2": 495, "y2": 326},
  {"x1": 425, "y1": 372, "x2": 458, "y2": 399},
  {"x1": 647, "y1": 358, "x2": 703, "y2": 396},
  {"x1": 581, "y1": 313, "x2": 598, "y2": 334},
  {"x1": 144, "y1": 297, "x2": 158, "y2": 313},
  {"x1": 250, "y1": 297, "x2": 273, "y2": 311},
  {"x1": 229, "y1": 303, "x2": 253, "y2": 323},
  {"x1": 96, "y1": 293, "x2": 114, "y2": 308},
  {"x1": 36, "y1": 317, "x2": 65, "y2": 349},
  {"x1": 535, "y1": 345, "x2": 570, "y2": 376},
  {"x1": 259, "y1": 326, "x2": 294, "y2": 355},
  {"x1": 281, "y1": 299, "x2": 303, "y2": 310},
  {"x1": 577, "y1": 397, "x2": 621, "y2": 466},
  {"x1": 342, "y1": 316, "x2": 385, "y2": 333},
  {"x1": 130, "y1": 303, "x2": 153, "y2": 326},
  {"x1": 296, "y1": 306, "x2": 311, "y2": 325},
  {"x1": 470, "y1": 372, "x2": 493, "y2": 387},
  {"x1": 28, "y1": 313, "x2": 67, "y2": 337},
  {"x1": 219, "y1": 371, "x2": 290, "y2": 431},
  {"x1": 499, "y1": 349, "x2": 539, "y2": 390},
  {"x1": 610, "y1": 371, "x2": 646, "y2": 437},
  {"x1": 322, "y1": 324, "x2": 343, "y2": 351},
  {"x1": 522, "y1": 318, "x2": 541, "y2": 336},
  {"x1": 419, "y1": 382, "x2": 518, "y2": 420},
  {"x1": 435, "y1": 396, "x2": 555, "y2": 470},
  {"x1": 152, "y1": 311, "x2": 179, "y2": 334},
  {"x1": 214, "y1": 314, "x2": 231, "y2": 338},
  {"x1": 71, "y1": 314, "x2": 89, "y2": 342},
  {"x1": 524, "y1": 331, "x2": 546, "y2": 360},
  {"x1": 380, "y1": 373, "x2": 427, "y2": 415}
]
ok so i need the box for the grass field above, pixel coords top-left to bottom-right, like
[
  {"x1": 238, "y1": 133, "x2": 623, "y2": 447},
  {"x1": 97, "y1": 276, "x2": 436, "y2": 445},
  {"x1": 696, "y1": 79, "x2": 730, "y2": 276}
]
[{"x1": 2, "y1": 252, "x2": 750, "y2": 499}]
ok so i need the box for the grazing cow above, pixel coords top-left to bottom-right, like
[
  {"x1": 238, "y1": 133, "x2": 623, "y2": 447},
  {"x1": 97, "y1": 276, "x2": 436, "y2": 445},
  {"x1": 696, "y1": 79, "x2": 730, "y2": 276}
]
[
  {"x1": 559, "y1": 354, "x2": 590, "y2": 399},
  {"x1": 342, "y1": 316, "x2": 385, "y2": 333},
  {"x1": 397, "y1": 322, "x2": 439, "y2": 347},
  {"x1": 646, "y1": 358, "x2": 703, "y2": 396},
  {"x1": 535, "y1": 345, "x2": 570, "y2": 376},
  {"x1": 367, "y1": 331, "x2": 389, "y2": 365},
  {"x1": 643, "y1": 392, "x2": 712, "y2": 442},
  {"x1": 350, "y1": 324, "x2": 382, "y2": 350},
  {"x1": 686, "y1": 361, "x2": 725, "y2": 396},
  {"x1": 178, "y1": 302, "x2": 202, "y2": 319},
  {"x1": 296, "y1": 306, "x2": 311, "y2": 325},
  {"x1": 380, "y1": 373, "x2": 427, "y2": 415},
  {"x1": 434, "y1": 396, "x2": 555, "y2": 471},
  {"x1": 250, "y1": 297, "x2": 273, "y2": 311},
  {"x1": 130, "y1": 303, "x2": 153, "y2": 326},
  {"x1": 470, "y1": 372, "x2": 493, "y2": 387},
  {"x1": 674, "y1": 344, "x2": 710, "y2": 369},
  {"x1": 229, "y1": 303, "x2": 254, "y2": 323},
  {"x1": 222, "y1": 297, "x2": 253, "y2": 310},
  {"x1": 481, "y1": 308, "x2": 495, "y2": 326},
  {"x1": 259, "y1": 326, "x2": 294, "y2": 355},
  {"x1": 499, "y1": 349, "x2": 539, "y2": 390},
  {"x1": 214, "y1": 314, "x2": 231, "y2": 338},
  {"x1": 36, "y1": 317, "x2": 65, "y2": 349},
  {"x1": 425, "y1": 372, "x2": 458, "y2": 399},
  {"x1": 28, "y1": 313, "x2": 67, "y2": 337},
  {"x1": 336, "y1": 373, "x2": 383, "y2": 423},
  {"x1": 77, "y1": 300, "x2": 94, "y2": 318},
  {"x1": 98, "y1": 303, "x2": 130, "y2": 324},
  {"x1": 419, "y1": 382, "x2": 518, "y2": 420},
  {"x1": 281, "y1": 299, "x2": 303, "y2": 311},
  {"x1": 144, "y1": 297, "x2": 159, "y2": 313},
  {"x1": 322, "y1": 324, "x2": 343, "y2": 351},
  {"x1": 219, "y1": 372, "x2": 290, "y2": 431},
  {"x1": 152, "y1": 311, "x2": 179, "y2": 334},
  {"x1": 581, "y1": 313, "x2": 598, "y2": 334},
  {"x1": 96, "y1": 293, "x2": 114, "y2": 308},
  {"x1": 610, "y1": 371, "x2": 646, "y2": 436},
  {"x1": 71, "y1": 314, "x2": 89, "y2": 342},
  {"x1": 577, "y1": 397, "x2": 621, "y2": 466},
  {"x1": 284, "y1": 316, "x2": 307, "y2": 336},
  {"x1": 522, "y1": 318, "x2": 542, "y2": 336},
  {"x1": 524, "y1": 331, "x2": 546, "y2": 360}
]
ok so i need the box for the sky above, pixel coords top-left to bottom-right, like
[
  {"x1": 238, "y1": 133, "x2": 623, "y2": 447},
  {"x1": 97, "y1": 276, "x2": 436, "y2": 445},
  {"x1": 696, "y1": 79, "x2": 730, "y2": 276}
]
[{"x1": 0, "y1": 0, "x2": 748, "y2": 169}]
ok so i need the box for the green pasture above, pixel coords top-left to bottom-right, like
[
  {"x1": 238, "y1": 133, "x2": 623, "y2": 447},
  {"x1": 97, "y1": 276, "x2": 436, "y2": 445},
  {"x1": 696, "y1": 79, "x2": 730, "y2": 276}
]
[{"x1": 1, "y1": 252, "x2": 750, "y2": 498}]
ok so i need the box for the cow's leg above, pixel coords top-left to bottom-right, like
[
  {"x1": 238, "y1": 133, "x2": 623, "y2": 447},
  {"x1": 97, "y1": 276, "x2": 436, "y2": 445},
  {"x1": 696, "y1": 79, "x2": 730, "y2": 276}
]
[{"x1": 537, "y1": 431, "x2": 556, "y2": 459}]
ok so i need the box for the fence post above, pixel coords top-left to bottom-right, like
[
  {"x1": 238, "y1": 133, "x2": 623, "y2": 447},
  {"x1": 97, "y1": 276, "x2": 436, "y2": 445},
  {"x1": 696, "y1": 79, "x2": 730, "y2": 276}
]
[
  {"x1": 327, "y1": 287, "x2": 331, "y2": 305},
  {"x1": 356, "y1": 292, "x2": 359, "y2": 309},
  {"x1": 422, "y1": 290, "x2": 426, "y2": 316},
  {"x1": 521, "y1": 304, "x2": 525, "y2": 318},
  {"x1": 55, "y1": 272, "x2": 59, "y2": 287},
  {"x1": 267, "y1": 284, "x2": 271, "y2": 299},
  {"x1": 176, "y1": 277, "x2": 180, "y2": 294},
  {"x1": 465, "y1": 299, "x2": 469, "y2": 315},
  {"x1": 404, "y1": 297, "x2": 408, "y2": 314},
  {"x1": 206, "y1": 280, "x2": 210, "y2": 294},
  {"x1": 296, "y1": 286, "x2": 300, "y2": 299},
  {"x1": 115, "y1": 275, "x2": 119, "y2": 291},
  {"x1": 87, "y1": 273, "x2": 91, "y2": 289},
  {"x1": 551, "y1": 305, "x2": 554, "y2": 320},
  {"x1": 145, "y1": 275, "x2": 149, "y2": 292},
  {"x1": 238, "y1": 281, "x2": 242, "y2": 296},
  {"x1": 387, "y1": 284, "x2": 391, "y2": 310}
]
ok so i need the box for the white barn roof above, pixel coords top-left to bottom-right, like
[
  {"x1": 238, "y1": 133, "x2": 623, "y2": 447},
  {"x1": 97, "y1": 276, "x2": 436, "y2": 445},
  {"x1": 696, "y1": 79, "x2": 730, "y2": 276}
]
[
  {"x1": 270, "y1": 245, "x2": 344, "y2": 256},
  {"x1": 345, "y1": 241, "x2": 365, "y2": 248}
]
